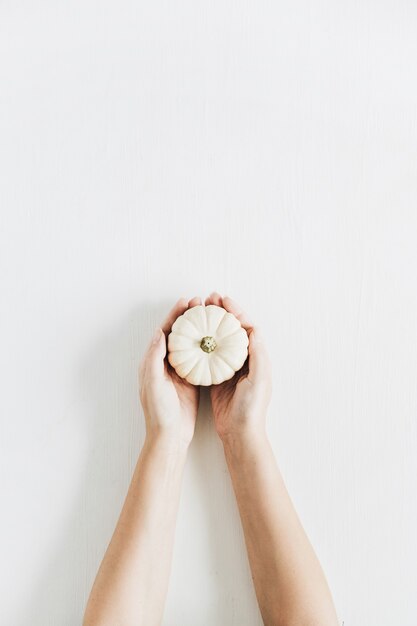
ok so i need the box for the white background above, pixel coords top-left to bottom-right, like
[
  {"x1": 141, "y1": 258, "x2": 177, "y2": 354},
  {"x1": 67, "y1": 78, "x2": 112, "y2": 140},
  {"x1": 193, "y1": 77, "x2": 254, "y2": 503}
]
[{"x1": 1, "y1": 1, "x2": 417, "y2": 625}]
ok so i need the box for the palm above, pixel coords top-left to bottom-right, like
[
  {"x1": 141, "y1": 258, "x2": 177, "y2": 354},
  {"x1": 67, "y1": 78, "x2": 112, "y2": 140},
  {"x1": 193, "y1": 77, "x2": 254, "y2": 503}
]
[
  {"x1": 161, "y1": 296, "x2": 201, "y2": 420},
  {"x1": 139, "y1": 297, "x2": 203, "y2": 447},
  {"x1": 210, "y1": 365, "x2": 250, "y2": 439},
  {"x1": 205, "y1": 292, "x2": 272, "y2": 442},
  {"x1": 165, "y1": 362, "x2": 199, "y2": 436}
]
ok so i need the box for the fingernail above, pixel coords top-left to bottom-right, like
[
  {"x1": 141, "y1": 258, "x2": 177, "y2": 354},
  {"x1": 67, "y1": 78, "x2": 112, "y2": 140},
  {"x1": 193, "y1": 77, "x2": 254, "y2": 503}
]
[{"x1": 152, "y1": 327, "x2": 162, "y2": 343}]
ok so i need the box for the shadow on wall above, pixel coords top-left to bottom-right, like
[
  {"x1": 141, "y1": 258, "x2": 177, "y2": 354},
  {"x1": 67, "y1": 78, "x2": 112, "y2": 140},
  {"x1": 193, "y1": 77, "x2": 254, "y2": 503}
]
[{"x1": 19, "y1": 300, "x2": 261, "y2": 626}]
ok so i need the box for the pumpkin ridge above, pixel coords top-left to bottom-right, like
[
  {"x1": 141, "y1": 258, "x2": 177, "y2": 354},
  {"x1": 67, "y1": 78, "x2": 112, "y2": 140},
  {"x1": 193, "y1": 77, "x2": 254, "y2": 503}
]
[
  {"x1": 182, "y1": 307, "x2": 207, "y2": 336},
  {"x1": 216, "y1": 327, "x2": 248, "y2": 342},
  {"x1": 168, "y1": 349, "x2": 198, "y2": 368},
  {"x1": 209, "y1": 354, "x2": 235, "y2": 384},
  {"x1": 186, "y1": 357, "x2": 211, "y2": 386},
  {"x1": 171, "y1": 316, "x2": 202, "y2": 340},
  {"x1": 206, "y1": 305, "x2": 228, "y2": 335},
  {"x1": 174, "y1": 352, "x2": 201, "y2": 378},
  {"x1": 218, "y1": 349, "x2": 248, "y2": 373},
  {"x1": 168, "y1": 332, "x2": 199, "y2": 352},
  {"x1": 214, "y1": 311, "x2": 242, "y2": 339},
  {"x1": 213, "y1": 349, "x2": 242, "y2": 373}
]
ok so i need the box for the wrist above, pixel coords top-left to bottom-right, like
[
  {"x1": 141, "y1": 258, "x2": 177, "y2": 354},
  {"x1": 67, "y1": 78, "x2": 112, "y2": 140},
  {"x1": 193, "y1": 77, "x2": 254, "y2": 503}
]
[
  {"x1": 144, "y1": 431, "x2": 191, "y2": 458},
  {"x1": 221, "y1": 427, "x2": 269, "y2": 457}
]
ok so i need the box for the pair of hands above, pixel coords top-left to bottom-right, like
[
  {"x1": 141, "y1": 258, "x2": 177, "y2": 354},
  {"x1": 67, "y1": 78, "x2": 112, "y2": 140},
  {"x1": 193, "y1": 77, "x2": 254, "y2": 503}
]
[{"x1": 139, "y1": 292, "x2": 272, "y2": 451}]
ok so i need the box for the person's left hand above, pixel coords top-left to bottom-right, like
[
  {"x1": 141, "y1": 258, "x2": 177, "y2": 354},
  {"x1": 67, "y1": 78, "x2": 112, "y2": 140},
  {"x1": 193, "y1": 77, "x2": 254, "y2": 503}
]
[{"x1": 139, "y1": 297, "x2": 201, "y2": 451}]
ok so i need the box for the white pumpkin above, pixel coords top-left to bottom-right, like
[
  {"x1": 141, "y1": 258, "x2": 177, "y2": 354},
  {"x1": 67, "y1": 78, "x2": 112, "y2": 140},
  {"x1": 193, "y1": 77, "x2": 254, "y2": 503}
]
[{"x1": 167, "y1": 305, "x2": 249, "y2": 386}]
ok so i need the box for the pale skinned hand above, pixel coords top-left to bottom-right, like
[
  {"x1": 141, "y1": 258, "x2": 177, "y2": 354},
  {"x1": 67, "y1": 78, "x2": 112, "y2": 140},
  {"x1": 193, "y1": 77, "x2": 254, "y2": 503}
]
[
  {"x1": 139, "y1": 297, "x2": 201, "y2": 450},
  {"x1": 205, "y1": 292, "x2": 272, "y2": 443}
]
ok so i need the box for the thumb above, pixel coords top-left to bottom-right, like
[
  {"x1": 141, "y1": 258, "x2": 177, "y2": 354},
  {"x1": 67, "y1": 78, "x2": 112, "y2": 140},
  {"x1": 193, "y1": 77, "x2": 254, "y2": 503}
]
[
  {"x1": 146, "y1": 327, "x2": 167, "y2": 379},
  {"x1": 247, "y1": 326, "x2": 271, "y2": 382}
]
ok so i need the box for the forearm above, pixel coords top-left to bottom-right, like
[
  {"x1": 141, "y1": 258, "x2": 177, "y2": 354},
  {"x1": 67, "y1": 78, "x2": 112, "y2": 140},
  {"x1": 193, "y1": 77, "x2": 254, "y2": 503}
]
[
  {"x1": 83, "y1": 435, "x2": 188, "y2": 626},
  {"x1": 223, "y1": 432, "x2": 338, "y2": 626}
]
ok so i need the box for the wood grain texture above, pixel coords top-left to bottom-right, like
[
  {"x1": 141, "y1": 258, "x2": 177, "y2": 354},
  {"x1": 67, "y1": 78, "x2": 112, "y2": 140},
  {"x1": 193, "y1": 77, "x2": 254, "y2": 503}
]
[{"x1": 1, "y1": 1, "x2": 417, "y2": 624}]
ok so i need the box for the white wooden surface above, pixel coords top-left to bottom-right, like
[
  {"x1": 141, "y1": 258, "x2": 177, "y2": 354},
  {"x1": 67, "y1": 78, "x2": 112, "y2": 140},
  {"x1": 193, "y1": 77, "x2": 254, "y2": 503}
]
[{"x1": 1, "y1": 2, "x2": 417, "y2": 625}]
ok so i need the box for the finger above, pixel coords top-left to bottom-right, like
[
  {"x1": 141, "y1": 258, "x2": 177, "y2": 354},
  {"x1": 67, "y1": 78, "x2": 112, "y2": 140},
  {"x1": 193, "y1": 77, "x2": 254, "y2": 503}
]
[
  {"x1": 222, "y1": 295, "x2": 253, "y2": 332},
  {"x1": 188, "y1": 296, "x2": 202, "y2": 308},
  {"x1": 205, "y1": 291, "x2": 223, "y2": 306},
  {"x1": 146, "y1": 327, "x2": 167, "y2": 380},
  {"x1": 161, "y1": 297, "x2": 189, "y2": 336},
  {"x1": 247, "y1": 326, "x2": 271, "y2": 382}
]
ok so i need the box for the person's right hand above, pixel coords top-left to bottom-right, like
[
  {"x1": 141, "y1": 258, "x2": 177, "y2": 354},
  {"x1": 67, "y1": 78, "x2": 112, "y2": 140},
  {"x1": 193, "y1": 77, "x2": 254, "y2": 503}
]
[
  {"x1": 139, "y1": 297, "x2": 201, "y2": 452},
  {"x1": 206, "y1": 292, "x2": 272, "y2": 444}
]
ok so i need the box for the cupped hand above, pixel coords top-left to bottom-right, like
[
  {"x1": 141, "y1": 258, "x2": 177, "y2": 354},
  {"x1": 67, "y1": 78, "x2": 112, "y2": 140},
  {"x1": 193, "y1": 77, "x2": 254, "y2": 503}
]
[
  {"x1": 206, "y1": 292, "x2": 272, "y2": 444},
  {"x1": 139, "y1": 297, "x2": 201, "y2": 450}
]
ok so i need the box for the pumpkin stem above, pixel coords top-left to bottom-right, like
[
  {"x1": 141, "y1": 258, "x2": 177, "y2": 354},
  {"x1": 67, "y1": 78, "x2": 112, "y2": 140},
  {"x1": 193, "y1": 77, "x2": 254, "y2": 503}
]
[{"x1": 200, "y1": 336, "x2": 217, "y2": 353}]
